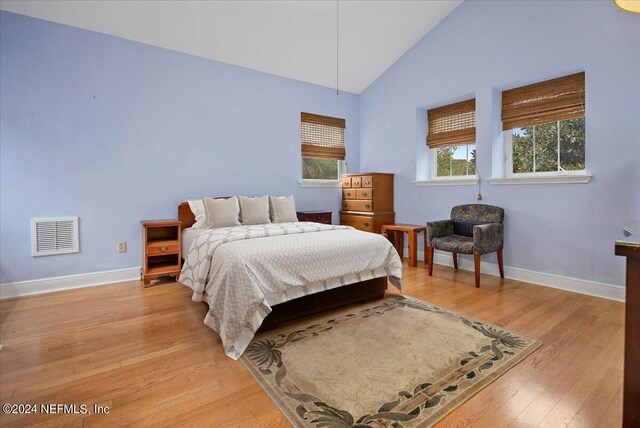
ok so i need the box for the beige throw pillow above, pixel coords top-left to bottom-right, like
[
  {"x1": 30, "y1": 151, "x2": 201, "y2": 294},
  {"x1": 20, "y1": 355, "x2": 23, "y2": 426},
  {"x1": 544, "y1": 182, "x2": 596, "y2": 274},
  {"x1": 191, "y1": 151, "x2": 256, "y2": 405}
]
[
  {"x1": 203, "y1": 196, "x2": 241, "y2": 228},
  {"x1": 238, "y1": 195, "x2": 271, "y2": 225},
  {"x1": 187, "y1": 199, "x2": 206, "y2": 229},
  {"x1": 269, "y1": 195, "x2": 298, "y2": 223}
]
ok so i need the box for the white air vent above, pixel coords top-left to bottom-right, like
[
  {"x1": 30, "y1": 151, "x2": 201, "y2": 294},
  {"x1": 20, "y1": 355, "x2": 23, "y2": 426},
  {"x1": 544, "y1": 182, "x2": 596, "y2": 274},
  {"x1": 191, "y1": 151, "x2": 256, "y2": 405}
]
[{"x1": 31, "y1": 217, "x2": 79, "y2": 257}]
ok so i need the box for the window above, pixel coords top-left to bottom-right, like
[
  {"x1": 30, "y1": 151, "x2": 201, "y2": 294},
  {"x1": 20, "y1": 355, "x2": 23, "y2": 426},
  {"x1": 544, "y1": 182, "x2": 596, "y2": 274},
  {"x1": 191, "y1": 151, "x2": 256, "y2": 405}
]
[
  {"x1": 502, "y1": 72, "x2": 585, "y2": 176},
  {"x1": 300, "y1": 112, "x2": 345, "y2": 182},
  {"x1": 507, "y1": 118, "x2": 585, "y2": 174},
  {"x1": 435, "y1": 145, "x2": 476, "y2": 177},
  {"x1": 427, "y1": 99, "x2": 477, "y2": 179},
  {"x1": 302, "y1": 157, "x2": 342, "y2": 180}
]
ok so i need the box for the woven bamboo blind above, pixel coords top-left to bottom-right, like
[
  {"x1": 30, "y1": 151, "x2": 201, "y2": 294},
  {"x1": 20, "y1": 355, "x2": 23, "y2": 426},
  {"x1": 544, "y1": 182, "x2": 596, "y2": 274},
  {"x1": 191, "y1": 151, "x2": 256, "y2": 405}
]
[
  {"x1": 502, "y1": 72, "x2": 585, "y2": 130},
  {"x1": 301, "y1": 112, "x2": 346, "y2": 160},
  {"x1": 426, "y1": 99, "x2": 476, "y2": 149}
]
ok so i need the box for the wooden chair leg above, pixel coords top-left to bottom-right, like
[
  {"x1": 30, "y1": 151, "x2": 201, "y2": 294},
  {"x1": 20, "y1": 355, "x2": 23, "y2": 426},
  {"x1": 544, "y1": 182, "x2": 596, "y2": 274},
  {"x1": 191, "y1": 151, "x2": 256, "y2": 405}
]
[
  {"x1": 497, "y1": 249, "x2": 505, "y2": 278},
  {"x1": 452, "y1": 253, "x2": 458, "y2": 269},
  {"x1": 474, "y1": 254, "x2": 481, "y2": 288},
  {"x1": 428, "y1": 247, "x2": 434, "y2": 276}
]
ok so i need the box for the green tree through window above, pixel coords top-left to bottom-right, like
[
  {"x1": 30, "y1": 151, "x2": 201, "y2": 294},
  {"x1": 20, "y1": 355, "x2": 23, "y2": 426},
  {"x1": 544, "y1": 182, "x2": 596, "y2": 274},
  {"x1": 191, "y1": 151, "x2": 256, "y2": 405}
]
[
  {"x1": 511, "y1": 117, "x2": 585, "y2": 174},
  {"x1": 436, "y1": 145, "x2": 476, "y2": 177},
  {"x1": 302, "y1": 157, "x2": 339, "y2": 180}
]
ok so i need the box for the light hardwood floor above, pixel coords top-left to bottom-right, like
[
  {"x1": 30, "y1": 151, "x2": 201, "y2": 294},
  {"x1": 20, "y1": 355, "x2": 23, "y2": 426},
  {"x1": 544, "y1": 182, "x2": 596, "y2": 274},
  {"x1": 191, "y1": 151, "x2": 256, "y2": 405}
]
[{"x1": 0, "y1": 261, "x2": 624, "y2": 427}]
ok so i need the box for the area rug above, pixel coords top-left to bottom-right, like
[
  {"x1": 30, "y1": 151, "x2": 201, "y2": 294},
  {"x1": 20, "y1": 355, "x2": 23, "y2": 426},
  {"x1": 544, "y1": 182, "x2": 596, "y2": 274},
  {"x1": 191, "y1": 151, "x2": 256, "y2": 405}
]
[{"x1": 240, "y1": 296, "x2": 541, "y2": 428}]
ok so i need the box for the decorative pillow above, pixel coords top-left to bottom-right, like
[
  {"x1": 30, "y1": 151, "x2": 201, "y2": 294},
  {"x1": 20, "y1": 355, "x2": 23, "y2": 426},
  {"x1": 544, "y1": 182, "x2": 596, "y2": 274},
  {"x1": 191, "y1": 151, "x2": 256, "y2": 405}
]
[
  {"x1": 453, "y1": 220, "x2": 485, "y2": 237},
  {"x1": 187, "y1": 199, "x2": 206, "y2": 229},
  {"x1": 203, "y1": 196, "x2": 241, "y2": 228},
  {"x1": 269, "y1": 195, "x2": 298, "y2": 223},
  {"x1": 238, "y1": 195, "x2": 271, "y2": 225}
]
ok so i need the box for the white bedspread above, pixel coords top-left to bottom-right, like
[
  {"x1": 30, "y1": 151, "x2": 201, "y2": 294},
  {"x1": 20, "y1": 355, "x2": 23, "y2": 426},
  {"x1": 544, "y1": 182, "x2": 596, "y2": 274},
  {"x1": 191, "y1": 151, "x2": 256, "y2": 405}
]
[{"x1": 178, "y1": 222, "x2": 402, "y2": 359}]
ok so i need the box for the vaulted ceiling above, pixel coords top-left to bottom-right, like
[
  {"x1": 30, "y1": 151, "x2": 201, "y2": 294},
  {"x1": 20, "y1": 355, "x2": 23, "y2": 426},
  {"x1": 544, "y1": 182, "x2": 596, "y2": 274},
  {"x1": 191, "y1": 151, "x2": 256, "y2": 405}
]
[{"x1": 0, "y1": 0, "x2": 462, "y2": 94}]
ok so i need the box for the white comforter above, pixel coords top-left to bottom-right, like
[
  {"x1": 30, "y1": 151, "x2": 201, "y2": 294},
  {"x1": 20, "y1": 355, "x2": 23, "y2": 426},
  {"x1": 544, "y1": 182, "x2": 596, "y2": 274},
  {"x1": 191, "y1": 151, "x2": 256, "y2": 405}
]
[{"x1": 179, "y1": 222, "x2": 402, "y2": 359}]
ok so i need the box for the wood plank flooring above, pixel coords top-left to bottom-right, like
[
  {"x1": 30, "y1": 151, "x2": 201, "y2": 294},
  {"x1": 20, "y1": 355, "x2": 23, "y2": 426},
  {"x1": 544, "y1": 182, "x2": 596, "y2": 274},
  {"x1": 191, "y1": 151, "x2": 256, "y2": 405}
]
[{"x1": 0, "y1": 261, "x2": 624, "y2": 427}]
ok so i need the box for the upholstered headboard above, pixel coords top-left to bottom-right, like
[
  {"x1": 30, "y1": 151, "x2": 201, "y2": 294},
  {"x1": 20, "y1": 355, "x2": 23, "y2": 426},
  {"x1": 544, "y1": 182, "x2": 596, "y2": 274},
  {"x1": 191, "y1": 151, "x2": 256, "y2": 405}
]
[{"x1": 178, "y1": 197, "x2": 231, "y2": 229}]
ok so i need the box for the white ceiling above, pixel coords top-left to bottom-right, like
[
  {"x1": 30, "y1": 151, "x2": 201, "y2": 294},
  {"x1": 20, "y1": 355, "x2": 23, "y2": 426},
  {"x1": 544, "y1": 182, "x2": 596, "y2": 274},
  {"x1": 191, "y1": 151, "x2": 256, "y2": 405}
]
[{"x1": 0, "y1": 0, "x2": 462, "y2": 94}]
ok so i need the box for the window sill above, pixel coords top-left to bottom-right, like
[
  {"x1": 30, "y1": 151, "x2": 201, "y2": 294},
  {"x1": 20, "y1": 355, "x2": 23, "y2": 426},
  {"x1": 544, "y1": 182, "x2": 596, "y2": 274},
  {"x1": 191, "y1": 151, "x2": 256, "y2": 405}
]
[
  {"x1": 413, "y1": 177, "x2": 479, "y2": 187},
  {"x1": 486, "y1": 174, "x2": 592, "y2": 185},
  {"x1": 299, "y1": 179, "x2": 342, "y2": 188}
]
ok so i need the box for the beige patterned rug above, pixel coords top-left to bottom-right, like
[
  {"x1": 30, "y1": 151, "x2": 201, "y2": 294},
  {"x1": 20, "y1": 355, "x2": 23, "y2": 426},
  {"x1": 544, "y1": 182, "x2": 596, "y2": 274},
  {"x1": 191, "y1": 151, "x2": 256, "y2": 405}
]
[{"x1": 241, "y1": 296, "x2": 540, "y2": 428}]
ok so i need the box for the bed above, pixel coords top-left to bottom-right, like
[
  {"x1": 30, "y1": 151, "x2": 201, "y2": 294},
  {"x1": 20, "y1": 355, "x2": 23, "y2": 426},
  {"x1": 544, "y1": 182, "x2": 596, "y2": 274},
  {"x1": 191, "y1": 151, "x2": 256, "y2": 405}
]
[{"x1": 176, "y1": 201, "x2": 403, "y2": 359}]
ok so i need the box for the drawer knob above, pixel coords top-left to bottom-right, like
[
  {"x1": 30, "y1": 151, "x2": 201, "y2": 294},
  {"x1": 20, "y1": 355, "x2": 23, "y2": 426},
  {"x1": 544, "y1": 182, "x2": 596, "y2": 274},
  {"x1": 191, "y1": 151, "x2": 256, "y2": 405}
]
[
  {"x1": 364, "y1": 222, "x2": 370, "y2": 227},
  {"x1": 159, "y1": 246, "x2": 168, "y2": 252},
  {"x1": 364, "y1": 181, "x2": 370, "y2": 185},
  {"x1": 347, "y1": 192, "x2": 351, "y2": 196},
  {"x1": 362, "y1": 192, "x2": 367, "y2": 196},
  {"x1": 365, "y1": 204, "x2": 371, "y2": 209}
]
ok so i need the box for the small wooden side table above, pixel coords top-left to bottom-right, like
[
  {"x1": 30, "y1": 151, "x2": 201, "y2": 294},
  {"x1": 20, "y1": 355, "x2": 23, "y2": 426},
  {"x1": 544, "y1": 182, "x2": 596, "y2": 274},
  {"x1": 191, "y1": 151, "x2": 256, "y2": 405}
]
[
  {"x1": 381, "y1": 224, "x2": 427, "y2": 267},
  {"x1": 141, "y1": 219, "x2": 182, "y2": 287}
]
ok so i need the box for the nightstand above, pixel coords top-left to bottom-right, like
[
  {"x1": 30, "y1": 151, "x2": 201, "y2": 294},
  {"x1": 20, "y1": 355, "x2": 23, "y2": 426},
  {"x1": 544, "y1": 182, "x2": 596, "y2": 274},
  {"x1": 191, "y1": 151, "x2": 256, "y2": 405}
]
[
  {"x1": 140, "y1": 219, "x2": 182, "y2": 287},
  {"x1": 296, "y1": 211, "x2": 332, "y2": 225}
]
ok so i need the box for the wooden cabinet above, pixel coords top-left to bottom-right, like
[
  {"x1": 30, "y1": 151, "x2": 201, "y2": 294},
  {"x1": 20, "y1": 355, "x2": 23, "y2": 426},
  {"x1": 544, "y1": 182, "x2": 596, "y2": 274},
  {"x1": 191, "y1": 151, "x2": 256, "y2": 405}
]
[
  {"x1": 296, "y1": 211, "x2": 332, "y2": 225},
  {"x1": 615, "y1": 242, "x2": 640, "y2": 427},
  {"x1": 141, "y1": 219, "x2": 182, "y2": 287},
  {"x1": 340, "y1": 172, "x2": 394, "y2": 233}
]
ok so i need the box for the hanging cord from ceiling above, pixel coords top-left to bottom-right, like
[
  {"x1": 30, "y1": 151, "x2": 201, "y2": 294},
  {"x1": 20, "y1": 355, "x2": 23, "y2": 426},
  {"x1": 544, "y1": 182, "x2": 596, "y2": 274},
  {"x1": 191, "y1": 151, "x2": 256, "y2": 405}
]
[{"x1": 336, "y1": 0, "x2": 340, "y2": 96}]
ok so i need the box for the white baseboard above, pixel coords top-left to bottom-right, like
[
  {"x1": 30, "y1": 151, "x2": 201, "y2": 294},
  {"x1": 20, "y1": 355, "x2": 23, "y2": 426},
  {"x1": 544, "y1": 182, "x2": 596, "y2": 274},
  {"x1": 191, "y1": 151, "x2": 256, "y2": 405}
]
[
  {"x1": 0, "y1": 267, "x2": 141, "y2": 300},
  {"x1": 408, "y1": 249, "x2": 625, "y2": 302},
  {"x1": 0, "y1": 253, "x2": 626, "y2": 303}
]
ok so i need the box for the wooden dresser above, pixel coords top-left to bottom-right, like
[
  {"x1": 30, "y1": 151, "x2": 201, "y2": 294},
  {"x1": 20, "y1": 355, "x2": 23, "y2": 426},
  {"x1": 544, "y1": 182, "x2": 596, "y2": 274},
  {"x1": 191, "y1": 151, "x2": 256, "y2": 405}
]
[{"x1": 340, "y1": 172, "x2": 394, "y2": 233}]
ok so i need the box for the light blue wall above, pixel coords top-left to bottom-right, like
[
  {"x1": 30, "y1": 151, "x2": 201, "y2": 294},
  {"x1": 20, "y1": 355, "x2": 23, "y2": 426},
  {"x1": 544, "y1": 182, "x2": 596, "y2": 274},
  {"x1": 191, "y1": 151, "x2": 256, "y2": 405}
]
[
  {"x1": 0, "y1": 11, "x2": 359, "y2": 283},
  {"x1": 358, "y1": 0, "x2": 640, "y2": 286},
  {"x1": 2, "y1": 2, "x2": 639, "y2": 287}
]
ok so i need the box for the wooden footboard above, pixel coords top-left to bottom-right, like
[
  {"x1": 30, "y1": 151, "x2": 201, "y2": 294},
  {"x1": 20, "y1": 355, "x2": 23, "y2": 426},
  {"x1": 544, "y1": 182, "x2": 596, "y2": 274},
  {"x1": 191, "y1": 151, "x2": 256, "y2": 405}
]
[{"x1": 257, "y1": 276, "x2": 388, "y2": 332}]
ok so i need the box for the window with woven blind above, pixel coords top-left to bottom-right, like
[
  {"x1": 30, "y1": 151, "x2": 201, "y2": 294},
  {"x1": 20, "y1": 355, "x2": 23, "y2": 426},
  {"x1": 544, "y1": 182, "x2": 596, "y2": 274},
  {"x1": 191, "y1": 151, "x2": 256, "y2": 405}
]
[
  {"x1": 502, "y1": 72, "x2": 586, "y2": 176},
  {"x1": 301, "y1": 112, "x2": 346, "y2": 160},
  {"x1": 300, "y1": 112, "x2": 345, "y2": 182},
  {"x1": 502, "y1": 72, "x2": 585, "y2": 130},
  {"x1": 426, "y1": 99, "x2": 476, "y2": 149},
  {"x1": 426, "y1": 99, "x2": 477, "y2": 179}
]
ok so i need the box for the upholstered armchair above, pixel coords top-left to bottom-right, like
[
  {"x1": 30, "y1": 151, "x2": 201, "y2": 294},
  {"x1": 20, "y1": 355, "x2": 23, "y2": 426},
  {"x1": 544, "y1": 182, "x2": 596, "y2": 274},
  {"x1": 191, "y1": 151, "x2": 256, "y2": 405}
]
[{"x1": 426, "y1": 204, "x2": 504, "y2": 288}]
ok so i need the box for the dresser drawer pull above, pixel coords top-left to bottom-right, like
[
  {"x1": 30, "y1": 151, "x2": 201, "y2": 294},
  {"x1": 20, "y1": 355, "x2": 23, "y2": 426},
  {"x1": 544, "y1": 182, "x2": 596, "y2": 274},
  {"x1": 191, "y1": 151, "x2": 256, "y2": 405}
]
[
  {"x1": 364, "y1": 180, "x2": 371, "y2": 185},
  {"x1": 346, "y1": 192, "x2": 352, "y2": 197},
  {"x1": 361, "y1": 192, "x2": 367, "y2": 197},
  {"x1": 364, "y1": 222, "x2": 370, "y2": 227},
  {"x1": 365, "y1": 204, "x2": 371, "y2": 209},
  {"x1": 159, "y1": 246, "x2": 168, "y2": 252}
]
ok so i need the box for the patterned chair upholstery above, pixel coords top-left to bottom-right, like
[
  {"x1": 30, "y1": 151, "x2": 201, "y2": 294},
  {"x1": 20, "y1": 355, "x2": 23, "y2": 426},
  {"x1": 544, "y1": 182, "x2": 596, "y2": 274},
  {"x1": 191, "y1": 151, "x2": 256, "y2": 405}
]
[{"x1": 426, "y1": 204, "x2": 505, "y2": 288}]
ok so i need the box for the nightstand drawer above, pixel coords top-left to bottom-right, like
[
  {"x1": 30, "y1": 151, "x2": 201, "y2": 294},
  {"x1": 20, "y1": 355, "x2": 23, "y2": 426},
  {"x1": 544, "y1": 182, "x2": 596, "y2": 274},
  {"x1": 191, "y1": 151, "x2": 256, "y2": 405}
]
[
  {"x1": 342, "y1": 200, "x2": 373, "y2": 212},
  {"x1": 147, "y1": 241, "x2": 180, "y2": 256},
  {"x1": 297, "y1": 211, "x2": 332, "y2": 224},
  {"x1": 341, "y1": 177, "x2": 352, "y2": 188}
]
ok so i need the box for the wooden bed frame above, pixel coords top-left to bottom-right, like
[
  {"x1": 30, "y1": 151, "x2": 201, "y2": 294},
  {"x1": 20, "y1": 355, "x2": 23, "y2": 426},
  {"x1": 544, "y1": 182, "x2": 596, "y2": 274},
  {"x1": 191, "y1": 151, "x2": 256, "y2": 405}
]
[{"x1": 177, "y1": 201, "x2": 388, "y2": 331}]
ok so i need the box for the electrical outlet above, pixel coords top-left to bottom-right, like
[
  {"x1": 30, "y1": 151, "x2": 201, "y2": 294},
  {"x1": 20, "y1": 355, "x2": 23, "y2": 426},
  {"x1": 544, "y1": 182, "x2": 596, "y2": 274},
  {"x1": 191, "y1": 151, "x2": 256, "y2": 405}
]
[{"x1": 118, "y1": 242, "x2": 127, "y2": 253}]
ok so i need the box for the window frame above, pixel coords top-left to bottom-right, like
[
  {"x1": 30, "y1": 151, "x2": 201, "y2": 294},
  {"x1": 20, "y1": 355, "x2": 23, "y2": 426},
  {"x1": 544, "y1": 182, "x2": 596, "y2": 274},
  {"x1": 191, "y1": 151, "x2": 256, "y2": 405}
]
[
  {"x1": 430, "y1": 144, "x2": 478, "y2": 181},
  {"x1": 504, "y1": 118, "x2": 587, "y2": 178}
]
